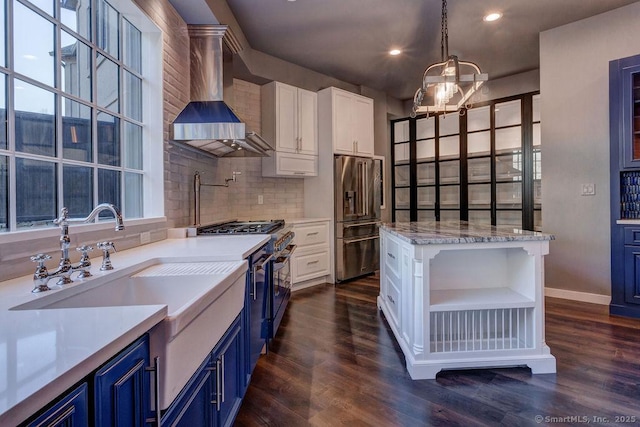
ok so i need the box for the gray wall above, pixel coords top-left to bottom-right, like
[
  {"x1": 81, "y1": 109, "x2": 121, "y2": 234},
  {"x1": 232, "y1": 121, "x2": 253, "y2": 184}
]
[{"x1": 540, "y1": 2, "x2": 640, "y2": 297}]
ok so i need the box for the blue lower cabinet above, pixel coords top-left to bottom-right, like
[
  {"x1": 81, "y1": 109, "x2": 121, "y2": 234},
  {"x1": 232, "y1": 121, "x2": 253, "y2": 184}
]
[
  {"x1": 161, "y1": 358, "x2": 213, "y2": 426},
  {"x1": 94, "y1": 335, "x2": 153, "y2": 427},
  {"x1": 162, "y1": 314, "x2": 244, "y2": 427},
  {"x1": 27, "y1": 383, "x2": 89, "y2": 427},
  {"x1": 214, "y1": 315, "x2": 244, "y2": 427},
  {"x1": 624, "y1": 245, "x2": 640, "y2": 304}
]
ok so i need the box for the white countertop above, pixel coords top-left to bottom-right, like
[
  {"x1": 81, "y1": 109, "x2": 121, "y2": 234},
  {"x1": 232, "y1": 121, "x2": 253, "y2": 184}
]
[{"x1": 0, "y1": 234, "x2": 270, "y2": 425}]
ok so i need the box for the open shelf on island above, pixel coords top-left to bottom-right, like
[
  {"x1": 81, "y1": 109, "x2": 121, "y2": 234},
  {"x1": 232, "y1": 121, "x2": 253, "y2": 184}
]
[{"x1": 430, "y1": 288, "x2": 535, "y2": 312}]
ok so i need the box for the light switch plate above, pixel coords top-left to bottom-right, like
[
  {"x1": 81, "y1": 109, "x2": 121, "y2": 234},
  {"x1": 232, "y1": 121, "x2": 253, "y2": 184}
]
[
  {"x1": 258, "y1": 195, "x2": 264, "y2": 205},
  {"x1": 581, "y1": 183, "x2": 596, "y2": 196}
]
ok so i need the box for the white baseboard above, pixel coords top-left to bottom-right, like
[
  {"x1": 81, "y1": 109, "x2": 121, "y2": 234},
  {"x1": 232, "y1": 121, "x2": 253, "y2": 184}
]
[{"x1": 544, "y1": 287, "x2": 611, "y2": 305}]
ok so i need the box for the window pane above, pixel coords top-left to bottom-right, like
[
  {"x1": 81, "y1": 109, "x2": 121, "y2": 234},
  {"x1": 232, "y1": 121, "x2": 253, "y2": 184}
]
[
  {"x1": 439, "y1": 114, "x2": 459, "y2": 136},
  {"x1": 96, "y1": 0, "x2": 119, "y2": 58},
  {"x1": 97, "y1": 110, "x2": 120, "y2": 165},
  {"x1": 393, "y1": 121, "x2": 409, "y2": 143},
  {"x1": 60, "y1": 0, "x2": 91, "y2": 40},
  {"x1": 0, "y1": 156, "x2": 6, "y2": 231},
  {"x1": 124, "y1": 172, "x2": 142, "y2": 218},
  {"x1": 27, "y1": 0, "x2": 54, "y2": 16},
  {"x1": 15, "y1": 80, "x2": 55, "y2": 156},
  {"x1": 0, "y1": 74, "x2": 6, "y2": 149},
  {"x1": 14, "y1": 2, "x2": 54, "y2": 87},
  {"x1": 495, "y1": 100, "x2": 521, "y2": 127},
  {"x1": 495, "y1": 127, "x2": 522, "y2": 153},
  {"x1": 0, "y1": 0, "x2": 5, "y2": 67},
  {"x1": 96, "y1": 53, "x2": 119, "y2": 112},
  {"x1": 416, "y1": 116, "x2": 435, "y2": 139},
  {"x1": 123, "y1": 19, "x2": 141, "y2": 73},
  {"x1": 62, "y1": 97, "x2": 92, "y2": 161},
  {"x1": 467, "y1": 105, "x2": 490, "y2": 132},
  {"x1": 16, "y1": 158, "x2": 56, "y2": 228},
  {"x1": 124, "y1": 121, "x2": 142, "y2": 169},
  {"x1": 63, "y1": 165, "x2": 92, "y2": 217},
  {"x1": 123, "y1": 70, "x2": 141, "y2": 121},
  {"x1": 98, "y1": 168, "x2": 120, "y2": 218},
  {"x1": 61, "y1": 30, "x2": 92, "y2": 101}
]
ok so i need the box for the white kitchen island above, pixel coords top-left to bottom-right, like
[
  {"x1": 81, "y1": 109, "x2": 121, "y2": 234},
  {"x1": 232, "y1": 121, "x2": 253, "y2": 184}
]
[{"x1": 378, "y1": 221, "x2": 556, "y2": 379}]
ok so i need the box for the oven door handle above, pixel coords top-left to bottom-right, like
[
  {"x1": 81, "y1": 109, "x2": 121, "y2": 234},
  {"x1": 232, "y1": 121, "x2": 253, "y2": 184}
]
[
  {"x1": 344, "y1": 235, "x2": 379, "y2": 244},
  {"x1": 343, "y1": 221, "x2": 381, "y2": 229},
  {"x1": 273, "y1": 244, "x2": 297, "y2": 270},
  {"x1": 251, "y1": 253, "x2": 274, "y2": 300}
]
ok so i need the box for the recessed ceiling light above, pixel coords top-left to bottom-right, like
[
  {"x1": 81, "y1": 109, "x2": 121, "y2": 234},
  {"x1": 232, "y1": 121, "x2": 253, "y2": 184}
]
[
  {"x1": 23, "y1": 54, "x2": 37, "y2": 60},
  {"x1": 389, "y1": 49, "x2": 402, "y2": 56},
  {"x1": 483, "y1": 12, "x2": 502, "y2": 22}
]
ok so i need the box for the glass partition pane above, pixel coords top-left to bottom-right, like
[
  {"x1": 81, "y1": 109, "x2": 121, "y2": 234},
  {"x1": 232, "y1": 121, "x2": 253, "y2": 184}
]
[
  {"x1": 0, "y1": 74, "x2": 5, "y2": 149},
  {"x1": 395, "y1": 164, "x2": 409, "y2": 187},
  {"x1": 416, "y1": 116, "x2": 435, "y2": 139},
  {"x1": 467, "y1": 105, "x2": 490, "y2": 132},
  {"x1": 395, "y1": 187, "x2": 409, "y2": 209},
  {"x1": 60, "y1": 0, "x2": 91, "y2": 39},
  {"x1": 96, "y1": 53, "x2": 119, "y2": 113},
  {"x1": 395, "y1": 210, "x2": 410, "y2": 222},
  {"x1": 440, "y1": 185, "x2": 459, "y2": 208},
  {"x1": 0, "y1": 0, "x2": 5, "y2": 67},
  {"x1": 495, "y1": 100, "x2": 521, "y2": 127},
  {"x1": 61, "y1": 30, "x2": 92, "y2": 101},
  {"x1": 440, "y1": 210, "x2": 459, "y2": 221},
  {"x1": 63, "y1": 165, "x2": 93, "y2": 217},
  {"x1": 534, "y1": 210, "x2": 542, "y2": 231},
  {"x1": 62, "y1": 97, "x2": 92, "y2": 161},
  {"x1": 124, "y1": 122, "x2": 142, "y2": 169},
  {"x1": 495, "y1": 127, "x2": 522, "y2": 153},
  {"x1": 417, "y1": 162, "x2": 435, "y2": 185},
  {"x1": 418, "y1": 210, "x2": 435, "y2": 221},
  {"x1": 467, "y1": 131, "x2": 490, "y2": 157},
  {"x1": 124, "y1": 171, "x2": 142, "y2": 218},
  {"x1": 469, "y1": 184, "x2": 491, "y2": 208},
  {"x1": 96, "y1": 0, "x2": 119, "y2": 58},
  {"x1": 468, "y1": 158, "x2": 490, "y2": 183},
  {"x1": 496, "y1": 153, "x2": 523, "y2": 181},
  {"x1": 439, "y1": 160, "x2": 459, "y2": 184},
  {"x1": 124, "y1": 70, "x2": 141, "y2": 121},
  {"x1": 15, "y1": 80, "x2": 55, "y2": 157},
  {"x1": 97, "y1": 110, "x2": 120, "y2": 166},
  {"x1": 416, "y1": 139, "x2": 435, "y2": 161},
  {"x1": 394, "y1": 121, "x2": 409, "y2": 143},
  {"x1": 532, "y1": 94, "x2": 541, "y2": 122},
  {"x1": 468, "y1": 210, "x2": 491, "y2": 225},
  {"x1": 418, "y1": 187, "x2": 435, "y2": 208},
  {"x1": 98, "y1": 168, "x2": 120, "y2": 217},
  {"x1": 533, "y1": 123, "x2": 541, "y2": 147},
  {"x1": 16, "y1": 158, "x2": 57, "y2": 228},
  {"x1": 14, "y1": 2, "x2": 54, "y2": 87},
  {"x1": 0, "y1": 155, "x2": 6, "y2": 232},
  {"x1": 496, "y1": 182, "x2": 522, "y2": 208},
  {"x1": 394, "y1": 142, "x2": 409, "y2": 164},
  {"x1": 28, "y1": 0, "x2": 54, "y2": 16},
  {"x1": 123, "y1": 18, "x2": 141, "y2": 73},
  {"x1": 439, "y1": 114, "x2": 459, "y2": 136},
  {"x1": 439, "y1": 135, "x2": 459, "y2": 159},
  {"x1": 496, "y1": 210, "x2": 521, "y2": 228}
]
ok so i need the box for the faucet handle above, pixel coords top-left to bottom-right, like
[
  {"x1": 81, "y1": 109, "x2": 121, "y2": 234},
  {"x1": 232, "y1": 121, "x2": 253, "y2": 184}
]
[
  {"x1": 75, "y1": 245, "x2": 94, "y2": 279},
  {"x1": 30, "y1": 254, "x2": 52, "y2": 293},
  {"x1": 97, "y1": 241, "x2": 116, "y2": 271},
  {"x1": 76, "y1": 245, "x2": 94, "y2": 256},
  {"x1": 30, "y1": 253, "x2": 52, "y2": 265}
]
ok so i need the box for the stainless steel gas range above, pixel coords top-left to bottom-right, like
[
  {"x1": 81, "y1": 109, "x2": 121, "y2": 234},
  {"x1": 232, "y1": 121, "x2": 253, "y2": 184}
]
[{"x1": 197, "y1": 220, "x2": 296, "y2": 352}]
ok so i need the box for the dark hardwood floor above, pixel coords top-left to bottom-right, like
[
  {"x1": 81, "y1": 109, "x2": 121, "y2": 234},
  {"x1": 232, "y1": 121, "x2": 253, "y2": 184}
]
[{"x1": 235, "y1": 274, "x2": 640, "y2": 426}]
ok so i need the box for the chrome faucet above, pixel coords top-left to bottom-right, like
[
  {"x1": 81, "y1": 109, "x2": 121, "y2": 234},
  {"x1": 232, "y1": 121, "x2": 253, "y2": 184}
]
[{"x1": 30, "y1": 203, "x2": 124, "y2": 292}]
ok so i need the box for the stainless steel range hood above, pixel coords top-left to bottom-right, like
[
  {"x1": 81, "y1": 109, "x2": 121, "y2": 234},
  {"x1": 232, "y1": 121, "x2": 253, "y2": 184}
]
[{"x1": 171, "y1": 25, "x2": 273, "y2": 157}]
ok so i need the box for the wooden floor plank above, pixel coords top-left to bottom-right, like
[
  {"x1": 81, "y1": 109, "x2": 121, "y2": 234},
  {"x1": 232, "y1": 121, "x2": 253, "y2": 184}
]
[{"x1": 235, "y1": 274, "x2": 640, "y2": 426}]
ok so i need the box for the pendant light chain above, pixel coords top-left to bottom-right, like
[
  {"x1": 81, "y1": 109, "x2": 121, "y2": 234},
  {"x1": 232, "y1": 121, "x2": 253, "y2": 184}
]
[{"x1": 441, "y1": 0, "x2": 449, "y2": 61}]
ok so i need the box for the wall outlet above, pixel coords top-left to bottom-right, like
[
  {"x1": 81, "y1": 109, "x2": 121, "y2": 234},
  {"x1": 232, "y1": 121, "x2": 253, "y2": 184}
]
[
  {"x1": 581, "y1": 183, "x2": 596, "y2": 196},
  {"x1": 258, "y1": 195, "x2": 264, "y2": 205},
  {"x1": 140, "y1": 231, "x2": 151, "y2": 244}
]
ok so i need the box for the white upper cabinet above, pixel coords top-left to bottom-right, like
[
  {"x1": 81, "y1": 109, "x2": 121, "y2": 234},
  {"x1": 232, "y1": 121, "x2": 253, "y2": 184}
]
[
  {"x1": 318, "y1": 87, "x2": 374, "y2": 157},
  {"x1": 262, "y1": 81, "x2": 318, "y2": 177}
]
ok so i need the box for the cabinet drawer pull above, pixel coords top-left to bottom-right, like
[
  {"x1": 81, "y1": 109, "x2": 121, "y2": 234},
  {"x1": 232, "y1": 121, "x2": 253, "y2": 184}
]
[
  {"x1": 307, "y1": 260, "x2": 319, "y2": 265},
  {"x1": 387, "y1": 252, "x2": 396, "y2": 260},
  {"x1": 387, "y1": 294, "x2": 395, "y2": 304},
  {"x1": 144, "y1": 356, "x2": 161, "y2": 426},
  {"x1": 306, "y1": 232, "x2": 319, "y2": 236}
]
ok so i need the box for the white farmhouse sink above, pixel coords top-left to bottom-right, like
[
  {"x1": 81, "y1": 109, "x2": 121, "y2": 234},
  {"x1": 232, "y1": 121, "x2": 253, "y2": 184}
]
[{"x1": 12, "y1": 260, "x2": 248, "y2": 409}]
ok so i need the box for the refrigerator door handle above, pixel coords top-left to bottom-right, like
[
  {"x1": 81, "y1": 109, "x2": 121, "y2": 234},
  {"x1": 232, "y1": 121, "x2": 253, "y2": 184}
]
[
  {"x1": 344, "y1": 235, "x2": 379, "y2": 244},
  {"x1": 343, "y1": 221, "x2": 381, "y2": 228}
]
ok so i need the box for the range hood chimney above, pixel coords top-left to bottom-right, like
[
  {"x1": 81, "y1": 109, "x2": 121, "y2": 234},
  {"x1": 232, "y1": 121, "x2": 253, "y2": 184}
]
[{"x1": 171, "y1": 25, "x2": 273, "y2": 157}]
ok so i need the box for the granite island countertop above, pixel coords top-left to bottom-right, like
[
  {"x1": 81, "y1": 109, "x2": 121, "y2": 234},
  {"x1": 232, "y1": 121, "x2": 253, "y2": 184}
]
[{"x1": 380, "y1": 221, "x2": 555, "y2": 245}]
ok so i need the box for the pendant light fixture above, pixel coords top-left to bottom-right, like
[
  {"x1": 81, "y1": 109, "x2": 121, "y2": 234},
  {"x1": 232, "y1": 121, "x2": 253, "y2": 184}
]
[{"x1": 412, "y1": 0, "x2": 488, "y2": 116}]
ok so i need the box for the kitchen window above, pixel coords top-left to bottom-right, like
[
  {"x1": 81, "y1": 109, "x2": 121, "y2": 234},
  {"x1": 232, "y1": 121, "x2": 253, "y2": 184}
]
[{"x1": 0, "y1": 0, "x2": 163, "y2": 233}]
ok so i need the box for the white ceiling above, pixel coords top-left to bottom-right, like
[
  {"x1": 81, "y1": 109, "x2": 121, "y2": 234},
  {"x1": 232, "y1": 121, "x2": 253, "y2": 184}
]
[{"x1": 174, "y1": 0, "x2": 640, "y2": 101}]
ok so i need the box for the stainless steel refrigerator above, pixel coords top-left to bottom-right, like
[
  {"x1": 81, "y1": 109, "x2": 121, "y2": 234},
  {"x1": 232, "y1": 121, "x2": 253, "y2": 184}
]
[{"x1": 335, "y1": 155, "x2": 381, "y2": 282}]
